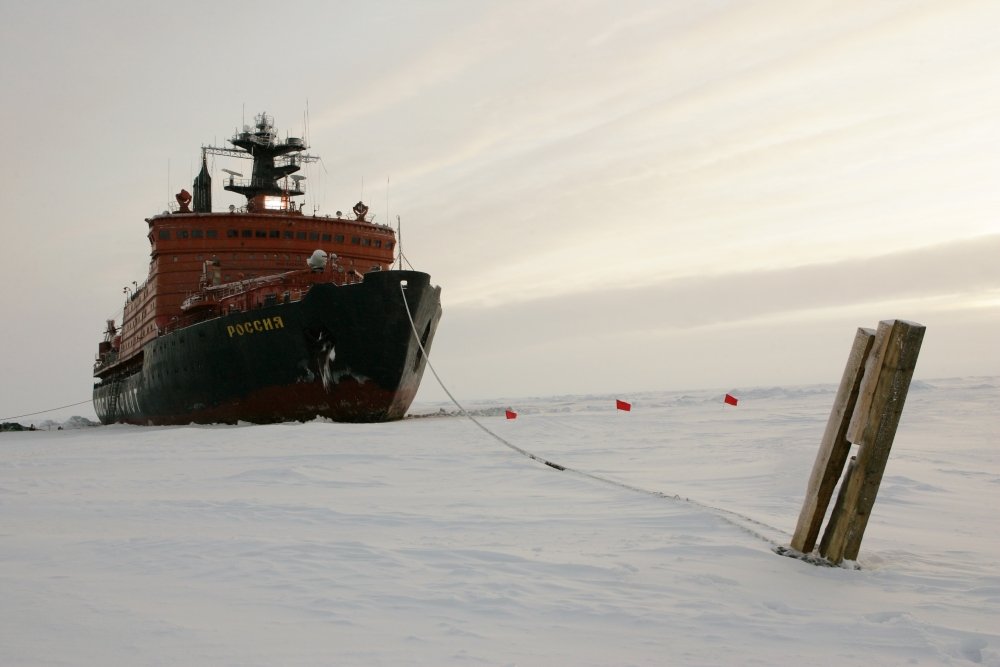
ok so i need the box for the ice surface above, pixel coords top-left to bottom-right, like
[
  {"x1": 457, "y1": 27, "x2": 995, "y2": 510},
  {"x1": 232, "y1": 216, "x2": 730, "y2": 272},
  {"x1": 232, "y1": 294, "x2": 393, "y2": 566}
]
[{"x1": 1, "y1": 377, "x2": 998, "y2": 665}]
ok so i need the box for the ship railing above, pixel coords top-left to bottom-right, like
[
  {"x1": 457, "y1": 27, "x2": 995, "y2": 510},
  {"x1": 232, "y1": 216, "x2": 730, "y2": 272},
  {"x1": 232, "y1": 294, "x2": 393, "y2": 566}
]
[
  {"x1": 213, "y1": 272, "x2": 293, "y2": 299},
  {"x1": 234, "y1": 131, "x2": 275, "y2": 147},
  {"x1": 217, "y1": 200, "x2": 303, "y2": 214},
  {"x1": 164, "y1": 197, "x2": 303, "y2": 215},
  {"x1": 166, "y1": 287, "x2": 312, "y2": 336},
  {"x1": 94, "y1": 348, "x2": 142, "y2": 377},
  {"x1": 159, "y1": 310, "x2": 220, "y2": 336},
  {"x1": 182, "y1": 293, "x2": 207, "y2": 309},
  {"x1": 126, "y1": 278, "x2": 149, "y2": 302},
  {"x1": 222, "y1": 176, "x2": 306, "y2": 196},
  {"x1": 182, "y1": 271, "x2": 302, "y2": 311},
  {"x1": 94, "y1": 349, "x2": 119, "y2": 372}
]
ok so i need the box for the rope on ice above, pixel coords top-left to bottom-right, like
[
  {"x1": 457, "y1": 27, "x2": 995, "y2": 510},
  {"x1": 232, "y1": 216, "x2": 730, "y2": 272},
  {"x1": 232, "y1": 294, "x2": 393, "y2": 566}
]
[
  {"x1": 1, "y1": 398, "x2": 94, "y2": 421},
  {"x1": 398, "y1": 282, "x2": 791, "y2": 551}
]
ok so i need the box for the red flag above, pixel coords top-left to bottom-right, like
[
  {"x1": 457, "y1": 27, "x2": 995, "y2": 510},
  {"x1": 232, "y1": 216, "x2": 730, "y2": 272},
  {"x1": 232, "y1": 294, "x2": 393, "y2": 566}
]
[
  {"x1": 616, "y1": 399, "x2": 632, "y2": 412},
  {"x1": 724, "y1": 393, "x2": 738, "y2": 406},
  {"x1": 505, "y1": 409, "x2": 517, "y2": 420}
]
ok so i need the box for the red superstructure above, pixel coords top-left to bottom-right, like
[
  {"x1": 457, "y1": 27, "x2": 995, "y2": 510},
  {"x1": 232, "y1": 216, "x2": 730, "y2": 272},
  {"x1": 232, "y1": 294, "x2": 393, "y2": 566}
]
[{"x1": 99, "y1": 112, "x2": 396, "y2": 376}]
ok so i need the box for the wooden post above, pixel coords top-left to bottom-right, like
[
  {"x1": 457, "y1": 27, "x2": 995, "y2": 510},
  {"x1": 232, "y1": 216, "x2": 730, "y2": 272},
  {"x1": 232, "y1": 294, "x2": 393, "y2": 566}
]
[
  {"x1": 818, "y1": 456, "x2": 856, "y2": 556},
  {"x1": 819, "y1": 319, "x2": 925, "y2": 563},
  {"x1": 790, "y1": 328, "x2": 875, "y2": 553}
]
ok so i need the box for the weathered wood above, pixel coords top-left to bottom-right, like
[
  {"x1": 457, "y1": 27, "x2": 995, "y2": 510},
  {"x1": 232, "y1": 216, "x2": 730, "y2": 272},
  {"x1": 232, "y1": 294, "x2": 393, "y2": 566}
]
[
  {"x1": 820, "y1": 319, "x2": 925, "y2": 563},
  {"x1": 790, "y1": 328, "x2": 875, "y2": 553},
  {"x1": 818, "y1": 456, "x2": 857, "y2": 556}
]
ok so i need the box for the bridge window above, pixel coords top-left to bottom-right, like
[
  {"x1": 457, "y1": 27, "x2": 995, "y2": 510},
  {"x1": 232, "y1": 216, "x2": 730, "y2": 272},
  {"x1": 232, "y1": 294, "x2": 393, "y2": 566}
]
[
  {"x1": 178, "y1": 230, "x2": 189, "y2": 239},
  {"x1": 374, "y1": 239, "x2": 382, "y2": 248},
  {"x1": 335, "y1": 234, "x2": 345, "y2": 243},
  {"x1": 192, "y1": 229, "x2": 204, "y2": 239},
  {"x1": 269, "y1": 230, "x2": 280, "y2": 238},
  {"x1": 242, "y1": 229, "x2": 252, "y2": 238},
  {"x1": 296, "y1": 231, "x2": 307, "y2": 240},
  {"x1": 361, "y1": 238, "x2": 371, "y2": 247},
  {"x1": 206, "y1": 229, "x2": 218, "y2": 239},
  {"x1": 227, "y1": 229, "x2": 238, "y2": 238},
  {"x1": 255, "y1": 230, "x2": 266, "y2": 238},
  {"x1": 322, "y1": 233, "x2": 331, "y2": 242},
  {"x1": 351, "y1": 236, "x2": 360, "y2": 245},
  {"x1": 158, "y1": 230, "x2": 170, "y2": 240},
  {"x1": 283, "y1": 230, "x2": 294, "y2": 239},
  {"x1": 309, "y1": 232, "x2": 319, "y2": 241}
]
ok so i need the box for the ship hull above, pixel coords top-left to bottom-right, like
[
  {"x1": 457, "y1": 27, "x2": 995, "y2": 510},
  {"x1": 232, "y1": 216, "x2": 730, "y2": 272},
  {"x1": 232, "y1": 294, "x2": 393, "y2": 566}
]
[{"x1": 93, "y1": 270, "x2": 441, "y2": 425}]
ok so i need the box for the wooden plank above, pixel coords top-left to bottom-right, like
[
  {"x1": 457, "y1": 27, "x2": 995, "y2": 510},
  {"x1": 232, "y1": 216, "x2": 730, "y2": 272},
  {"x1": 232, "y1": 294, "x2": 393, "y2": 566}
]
[
  {"x1": 790, "y1": 328, "x2": 875, "y2": 553},
  {"x1": 820, "y1": 319, "x2": 925, "y2": 563},
  {"x1": 818, "y1": 456, "x2": 857, "y2": 556}
]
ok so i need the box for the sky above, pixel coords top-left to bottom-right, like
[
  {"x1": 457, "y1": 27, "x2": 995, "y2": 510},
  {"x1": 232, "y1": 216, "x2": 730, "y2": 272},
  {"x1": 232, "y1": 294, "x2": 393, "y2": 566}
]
[{"x1": 1, "y1": 0, "x2": 999, "y2": 420}]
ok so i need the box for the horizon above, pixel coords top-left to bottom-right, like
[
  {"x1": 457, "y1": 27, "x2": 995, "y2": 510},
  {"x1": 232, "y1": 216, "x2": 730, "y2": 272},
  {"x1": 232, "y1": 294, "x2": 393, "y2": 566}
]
[{"x1": 5, "y1": 372, "x2": 997, "y2": 427}]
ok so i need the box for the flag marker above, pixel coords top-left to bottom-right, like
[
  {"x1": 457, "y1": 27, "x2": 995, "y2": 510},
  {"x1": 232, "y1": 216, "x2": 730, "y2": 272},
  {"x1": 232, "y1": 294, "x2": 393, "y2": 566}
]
[
  {"x1": 505, "y1": 409, "x2": 517, "y2": 420},
  {"x1": 616, "y1": 399, "x2": 632, "y2": 412},
  {"x1": 724, "y1": 393, "x2": 739, "y2": 406}
]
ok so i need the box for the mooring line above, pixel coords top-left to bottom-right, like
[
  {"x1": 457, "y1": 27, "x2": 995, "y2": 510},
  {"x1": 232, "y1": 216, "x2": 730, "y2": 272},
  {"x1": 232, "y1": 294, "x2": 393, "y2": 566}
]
[
  {"x1": 399, "y1": 283, "x2": 790, "y2": 550},
  {"x1": 1, "y1": 398, "x2": 94, "y2": 422}
]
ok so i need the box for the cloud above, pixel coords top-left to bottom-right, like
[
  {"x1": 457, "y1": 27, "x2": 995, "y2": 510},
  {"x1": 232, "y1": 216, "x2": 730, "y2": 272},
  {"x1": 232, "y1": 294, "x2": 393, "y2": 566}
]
[
  {"x1": 419, "y1": 235, "x2": 1000, "y2": 399},
  {"x1": 446, "y1": 234, "x2": 1000, "y2": 339}
]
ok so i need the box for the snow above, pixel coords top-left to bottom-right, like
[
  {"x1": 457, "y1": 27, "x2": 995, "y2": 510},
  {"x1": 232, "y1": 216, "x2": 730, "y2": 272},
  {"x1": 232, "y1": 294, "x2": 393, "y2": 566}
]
[{"x1": 1, "y1": 377, "x2": 998, "y2": 666}]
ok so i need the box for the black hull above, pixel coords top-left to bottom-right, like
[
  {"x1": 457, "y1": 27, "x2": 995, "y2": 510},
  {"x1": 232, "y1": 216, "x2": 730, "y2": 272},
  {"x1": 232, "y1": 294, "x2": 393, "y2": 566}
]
[{"x1": 93, "y1": 270, "x2": 441, "y2": 425}]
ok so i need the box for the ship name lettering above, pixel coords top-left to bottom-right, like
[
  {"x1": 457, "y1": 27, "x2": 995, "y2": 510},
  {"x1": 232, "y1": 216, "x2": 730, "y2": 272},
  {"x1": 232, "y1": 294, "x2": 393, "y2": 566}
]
[{"x1": 227, "y1": 315, "x2": 285, "y2": 338}]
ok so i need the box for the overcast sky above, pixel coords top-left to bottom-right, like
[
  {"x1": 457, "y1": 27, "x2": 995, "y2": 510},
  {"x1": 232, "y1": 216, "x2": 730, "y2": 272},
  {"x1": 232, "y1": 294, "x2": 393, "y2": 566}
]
[{"x1": 2, "y1": 0, "x2": 999, "y2": 421}]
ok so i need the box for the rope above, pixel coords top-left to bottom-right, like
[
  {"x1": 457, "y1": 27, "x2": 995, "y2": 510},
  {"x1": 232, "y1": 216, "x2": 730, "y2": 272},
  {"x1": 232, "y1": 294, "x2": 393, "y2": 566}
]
[
  {"x1": 2, "y1": 398, "x2": 93, "y2": 421},
  {"x1": 398, "y1": 283, "x2": 791, "y2": 551}
]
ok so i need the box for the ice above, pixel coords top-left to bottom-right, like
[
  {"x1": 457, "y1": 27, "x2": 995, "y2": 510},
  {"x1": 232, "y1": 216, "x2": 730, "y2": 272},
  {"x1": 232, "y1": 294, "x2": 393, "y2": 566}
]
[{"x1": 1, "y1": 377, "x2": 998, "y2": 665}]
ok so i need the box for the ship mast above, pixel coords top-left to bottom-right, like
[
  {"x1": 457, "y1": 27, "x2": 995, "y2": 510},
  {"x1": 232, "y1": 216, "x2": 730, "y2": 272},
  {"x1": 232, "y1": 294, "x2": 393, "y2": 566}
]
[{"x1": 201, "y1": 112, "x2": 319, "y2": 210}]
